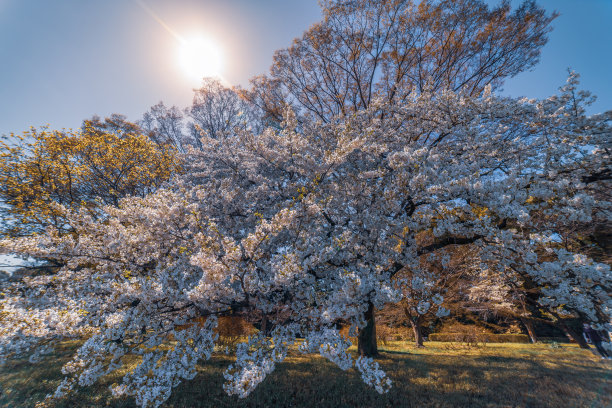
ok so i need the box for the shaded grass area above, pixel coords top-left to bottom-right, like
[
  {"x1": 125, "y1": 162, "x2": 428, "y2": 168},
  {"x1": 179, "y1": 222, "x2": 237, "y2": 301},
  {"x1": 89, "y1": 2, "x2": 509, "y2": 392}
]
[{"x1": 0, "y1": 341, "x2": 610, "y2": 407}]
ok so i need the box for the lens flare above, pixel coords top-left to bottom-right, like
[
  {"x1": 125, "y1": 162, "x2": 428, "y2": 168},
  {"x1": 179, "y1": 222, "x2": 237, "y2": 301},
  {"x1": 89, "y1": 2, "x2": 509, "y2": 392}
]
[{"x1": 178, "y1": 36, "x2": 223, "y2": 80}]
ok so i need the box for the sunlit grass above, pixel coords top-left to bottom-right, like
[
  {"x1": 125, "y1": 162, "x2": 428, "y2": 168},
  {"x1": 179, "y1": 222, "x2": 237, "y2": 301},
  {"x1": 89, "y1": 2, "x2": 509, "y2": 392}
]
[{"x1": 0, "y1": 341, "x2": 610, "y2": 407}]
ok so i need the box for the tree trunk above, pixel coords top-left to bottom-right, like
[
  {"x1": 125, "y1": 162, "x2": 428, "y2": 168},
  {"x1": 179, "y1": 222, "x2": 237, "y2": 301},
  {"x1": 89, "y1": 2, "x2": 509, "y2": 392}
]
[
  {"x1": 410, "y1": 318, "x2": 425, "y2": 348},
  {"x1": 556, "y1": 319, "x2": 589, "y2": 349},
  {"x1": 358, "y1": 302, "x2": 378, "y2": 357},
  {"x1": 520, "y1": 317, "x2": 538, "y2": 343},
  {"x1": 261, "y1": 315, "x2": 268, "y2": 336}
]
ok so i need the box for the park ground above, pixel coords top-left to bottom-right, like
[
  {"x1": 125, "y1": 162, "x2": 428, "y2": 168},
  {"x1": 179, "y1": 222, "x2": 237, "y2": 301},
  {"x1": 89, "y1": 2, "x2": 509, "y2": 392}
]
[{"x1": 0, "y1": 341, "x2": 610, "y2": 408}]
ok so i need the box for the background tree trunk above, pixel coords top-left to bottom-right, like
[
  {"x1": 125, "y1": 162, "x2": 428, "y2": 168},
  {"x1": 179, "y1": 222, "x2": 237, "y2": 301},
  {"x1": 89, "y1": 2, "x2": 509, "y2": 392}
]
[
  {"x1": 521, "y1": 317, "x2": 538, "y2": 343},
  {"x1": 358, "y1": 302, "x2": 378, "y2": 357},
  {"x1": 556, "y1": 319, "x2": 589, "y2": 349},
  {"x1": 261, "y1": 315, "x2": 268, "y2": 336},
  {"x1": 410, "y1": 317, "x2": 425, "y2": 348}
]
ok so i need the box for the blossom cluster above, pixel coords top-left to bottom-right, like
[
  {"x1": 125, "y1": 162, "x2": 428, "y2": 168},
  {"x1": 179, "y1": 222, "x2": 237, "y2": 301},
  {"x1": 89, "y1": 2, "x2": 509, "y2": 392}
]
[{"x1": 0, "y1": 74, "x2": 610, "y2": 406}]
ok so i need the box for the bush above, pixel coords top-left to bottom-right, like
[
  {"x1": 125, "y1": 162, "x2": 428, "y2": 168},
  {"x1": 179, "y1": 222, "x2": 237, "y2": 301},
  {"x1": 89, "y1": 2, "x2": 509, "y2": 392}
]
[
  {"x1": 376, "y1": 325, "x2": 414, "y2": 345},
  {"x1": 338, "y1": 325, "x2": 414, "y2": 345},
  {"x1": 539, "y1": 337, "x2": 571, "y2": 343},
  {"x1": 215, "y1": 316, "x2": 256, "y2": 348},
  {"x1": 429, "y1": 333, "x2": 530, "y2": 343},
  {"x1": 434, "y1": 321, "x2": 492, "y2": 346}
]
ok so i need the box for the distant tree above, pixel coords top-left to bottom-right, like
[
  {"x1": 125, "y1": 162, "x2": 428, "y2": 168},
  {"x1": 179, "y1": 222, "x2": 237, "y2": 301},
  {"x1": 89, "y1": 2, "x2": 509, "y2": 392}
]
[
  {"x1": 187, "y1": 78, "x2": 263, "y2": 147},
  {"x1": 242, "y1": 0, "x2": 556, "y2": 123},
  {"x1": 467, "y1": 73, "x2": 611, "y2": 348},
  {"x1": 237, "y1": 75, "x2": 289, "y2": 129},
  {"x1": 141, "y1": 102, "x2": 190, "y2": 153},
  {"x1": 395, "y1": 245, "x2": 476, "y2": 347},
  {"x1": 81, "y1": 113, "x2": 142, "y2": 138},
  {"x1": 468, "y1": 250, "x2": 599, "y2": 348},
  {"x1": 535, "y1": 74, "x2": 611, "y2": 266},
  {"x1": 0, "y1": 123, "x2": 180, "y2": 238}
]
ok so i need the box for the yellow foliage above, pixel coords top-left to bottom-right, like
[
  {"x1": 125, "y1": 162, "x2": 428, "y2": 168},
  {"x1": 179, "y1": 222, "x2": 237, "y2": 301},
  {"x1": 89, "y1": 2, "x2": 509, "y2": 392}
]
[
  {"x1": 0, "y1": 125, "x2": 180, "y2": 236},
  {"x1": 470, "y1": 204, "x2": 489, "y2": 220}
]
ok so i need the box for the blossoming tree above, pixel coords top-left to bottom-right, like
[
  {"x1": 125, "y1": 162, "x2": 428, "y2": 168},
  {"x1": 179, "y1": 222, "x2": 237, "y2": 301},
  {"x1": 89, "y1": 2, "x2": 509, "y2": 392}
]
[
  {"x1": 0, "y1": 122, "x2": 179, "y2": 238},
  {"x1": 0, "y1": 75, "x2": 610, "y2": 407}
]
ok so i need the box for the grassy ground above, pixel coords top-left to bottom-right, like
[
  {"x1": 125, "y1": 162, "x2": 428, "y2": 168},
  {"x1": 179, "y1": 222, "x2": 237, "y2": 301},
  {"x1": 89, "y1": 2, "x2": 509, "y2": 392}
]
[{"x1": 0, "y1": 341, "x2": 610, "y2": 408}]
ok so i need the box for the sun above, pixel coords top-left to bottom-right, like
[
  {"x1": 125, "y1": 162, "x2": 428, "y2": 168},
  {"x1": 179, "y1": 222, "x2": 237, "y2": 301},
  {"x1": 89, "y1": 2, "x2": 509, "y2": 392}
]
[{"x1": 178, "y1": 35, "x2": 223, "y2": 80}]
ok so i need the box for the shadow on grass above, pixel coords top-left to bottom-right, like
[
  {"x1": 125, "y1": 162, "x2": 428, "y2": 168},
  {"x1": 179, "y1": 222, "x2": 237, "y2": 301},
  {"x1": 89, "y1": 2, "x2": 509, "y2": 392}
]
[
  {"x1": 0, "y1": 343, "x2": 610, "y2": 408},
  {"x1": 377, "y1": 349, "x2": 412, "y2": 355}
]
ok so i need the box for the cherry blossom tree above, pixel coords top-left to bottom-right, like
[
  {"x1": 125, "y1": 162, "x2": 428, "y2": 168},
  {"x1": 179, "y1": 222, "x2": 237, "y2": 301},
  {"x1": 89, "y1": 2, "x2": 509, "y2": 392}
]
[
  {"x1": 0, "y1": 74, "x2": 610, "y2": 407},
  {"x1": 240, "y1": 0, "x2": 558, "y2": 352}
]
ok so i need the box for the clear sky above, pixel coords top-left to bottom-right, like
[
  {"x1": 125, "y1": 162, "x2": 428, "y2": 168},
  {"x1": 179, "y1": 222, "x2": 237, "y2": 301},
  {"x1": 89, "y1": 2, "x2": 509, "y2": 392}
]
[{"x1": 0, "y1": 0, "x2": 610, "y2": 137}]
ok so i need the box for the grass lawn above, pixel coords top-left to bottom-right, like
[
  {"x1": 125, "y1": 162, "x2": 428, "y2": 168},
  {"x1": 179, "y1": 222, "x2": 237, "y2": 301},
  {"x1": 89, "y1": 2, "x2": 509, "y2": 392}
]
[{"x1": 0, "y1": 341, "x2": 610, "y2": 408}]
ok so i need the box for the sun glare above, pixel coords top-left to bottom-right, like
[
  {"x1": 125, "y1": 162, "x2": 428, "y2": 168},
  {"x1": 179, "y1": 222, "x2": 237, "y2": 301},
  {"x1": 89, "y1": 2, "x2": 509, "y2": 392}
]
[{"x1": 178, "y1": 36, "x2": 223, "y2": 80}]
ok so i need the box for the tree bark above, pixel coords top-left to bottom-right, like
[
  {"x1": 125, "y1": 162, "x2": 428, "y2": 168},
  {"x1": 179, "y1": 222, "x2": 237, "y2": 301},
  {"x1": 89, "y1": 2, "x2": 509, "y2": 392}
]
[
  {"x1": 556, "y1": 319, "x2": 589, "y2": 349},
  {"x1": 261, "y1": 315, "x2": 268, "y2": 336},
  {"x1": 410, "y1": 317, "x2": 425, "y2": 348},
  {"x1": 520, "y1": 317, "x2": 538, "y2": 343},
  {"x1": 358, "y1": 302, "x2": 378, "y2": 357}
]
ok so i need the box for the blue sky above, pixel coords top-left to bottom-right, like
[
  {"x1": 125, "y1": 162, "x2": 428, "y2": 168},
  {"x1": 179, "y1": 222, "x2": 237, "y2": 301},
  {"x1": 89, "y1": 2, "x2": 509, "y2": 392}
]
[{"x1": 0, "y1": 0, "x2": 610, "y2": 137}]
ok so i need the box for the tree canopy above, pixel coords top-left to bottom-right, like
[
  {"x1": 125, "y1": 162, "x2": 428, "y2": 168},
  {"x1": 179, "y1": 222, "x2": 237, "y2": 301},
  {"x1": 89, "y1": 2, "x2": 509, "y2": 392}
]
[
  {"x1": 0, "y1": 1, "x2": 609, "y2": 407},
  {"x1": 1, "y1": 76, "x2": 610, "y2": 407},
  {"x1": 242, "y1": 0, "x2": 556, "y2": 123},
  {"x1": 0, "y1": 122, "x2": 179, "y2": 237}
]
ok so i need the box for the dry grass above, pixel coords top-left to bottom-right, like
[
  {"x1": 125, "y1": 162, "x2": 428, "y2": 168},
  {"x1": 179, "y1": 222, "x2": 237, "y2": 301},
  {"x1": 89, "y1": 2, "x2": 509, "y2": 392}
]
[{"x1": 0, "y1": 341, "x2": 610, "y2": 408}]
